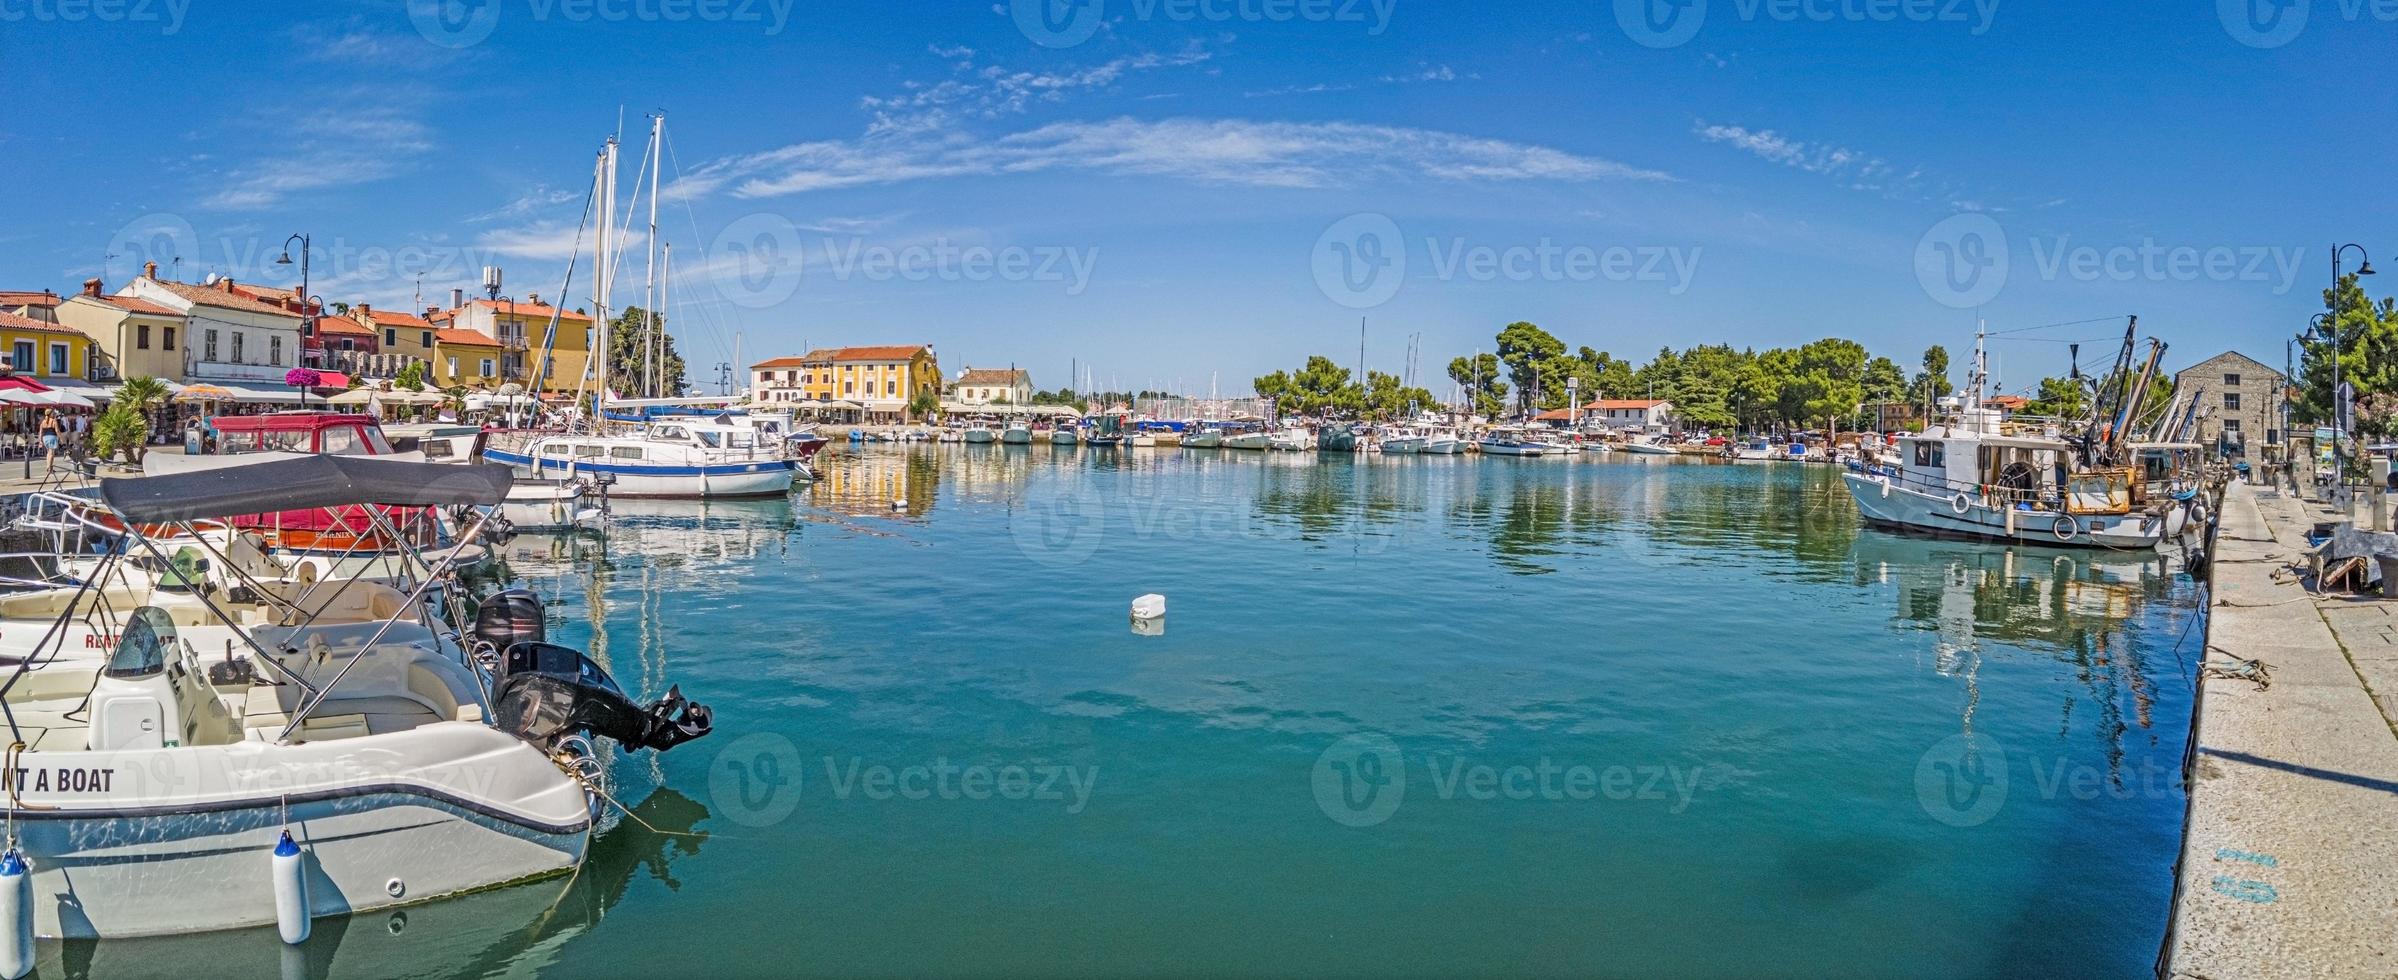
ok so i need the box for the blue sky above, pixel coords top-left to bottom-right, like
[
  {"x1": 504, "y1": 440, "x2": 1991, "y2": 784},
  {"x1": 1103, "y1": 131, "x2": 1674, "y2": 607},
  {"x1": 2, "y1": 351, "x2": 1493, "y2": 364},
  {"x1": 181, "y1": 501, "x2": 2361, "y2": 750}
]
[{"x1": 5, "y1": 0, "x2": 2391, "y2": 396}]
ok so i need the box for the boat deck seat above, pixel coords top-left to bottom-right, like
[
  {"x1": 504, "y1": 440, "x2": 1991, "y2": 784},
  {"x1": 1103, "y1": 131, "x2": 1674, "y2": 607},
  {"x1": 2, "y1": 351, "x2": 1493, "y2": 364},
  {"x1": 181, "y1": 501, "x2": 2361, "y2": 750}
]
[{"x1": 242, "y1": 692, "x2": 446, "y2": 741}]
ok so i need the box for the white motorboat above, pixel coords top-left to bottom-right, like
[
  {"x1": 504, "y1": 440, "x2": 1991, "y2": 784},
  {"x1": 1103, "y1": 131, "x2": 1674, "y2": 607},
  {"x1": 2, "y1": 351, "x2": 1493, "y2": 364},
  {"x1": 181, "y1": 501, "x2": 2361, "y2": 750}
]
[
  {"x1": 1267, "y1": 426, "x2": 1314, "y2": 452},
  {"x1": 483, "y1": 420, "x2": 800, "y2": 498},
  {"x1": 1223, "y1": 426, "x2": 1271, "y2": 450},
  {"x1": 1421, "y1": 427, "x2": 1468, "y2": 454},
  {"x1": 1001, "y1": 420, "x2": 1033, "y2": 444},
  {"x1": 1618, "y1": 435, "x2": 1680, "y2": 455},
  {"x1": 1379, "y1": 426, "x2": 1427, "y2": 454},
  {"x1": 0, "y1": 455, "x2": 714, "y2": 940},
  {"x1": 1476, "y1": 427, "x2": 1567, "y2": 456},
  {"x1": 961, "y1": 421, "x2": 997, "y2": 444},
  {"x1": 1182, "y1": 423, "x2": 1226, "y2": 449}
]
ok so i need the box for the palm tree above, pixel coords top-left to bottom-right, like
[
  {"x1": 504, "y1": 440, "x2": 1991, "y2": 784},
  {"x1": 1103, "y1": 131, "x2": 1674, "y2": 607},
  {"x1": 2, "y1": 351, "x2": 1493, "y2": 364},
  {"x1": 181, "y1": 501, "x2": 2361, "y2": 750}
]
[{"x1": 116, "y1": 375, "x2": 169, "y2": 411}]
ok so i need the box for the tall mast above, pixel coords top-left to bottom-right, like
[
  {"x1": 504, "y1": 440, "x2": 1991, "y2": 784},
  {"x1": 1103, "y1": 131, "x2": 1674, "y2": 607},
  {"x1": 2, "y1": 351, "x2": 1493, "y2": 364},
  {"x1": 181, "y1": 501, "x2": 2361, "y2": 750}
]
[
  {"x1": 595, "y1": 136, "x2": 618, "y2": 417},
  {"x1": 643, "y1": 113, "x2": 662, "y2": 400},
  {"x1": 660, "y1": 242, "x2": 672, "y2": 397}
]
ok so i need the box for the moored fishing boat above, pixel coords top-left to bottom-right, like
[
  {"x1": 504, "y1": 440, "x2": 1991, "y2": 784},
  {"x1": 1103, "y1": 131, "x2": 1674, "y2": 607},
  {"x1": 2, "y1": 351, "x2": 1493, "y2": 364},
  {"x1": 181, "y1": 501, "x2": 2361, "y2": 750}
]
[
  {"x1": 1267, "y1": 425, "x2": 1313, "y2": 452},
  {"x1": 1378, "y1": 426, "x2": 1427, "y2": 454},
  {"x1": 1477, "y1": 427, "x2": 1564, "y2": 457},
  {"x1": 1001, "y1": 420, "x2": 1032, "y2": 444},
  {"x1": 961, "y1": 420, "x2": 997, "y2": 444}
]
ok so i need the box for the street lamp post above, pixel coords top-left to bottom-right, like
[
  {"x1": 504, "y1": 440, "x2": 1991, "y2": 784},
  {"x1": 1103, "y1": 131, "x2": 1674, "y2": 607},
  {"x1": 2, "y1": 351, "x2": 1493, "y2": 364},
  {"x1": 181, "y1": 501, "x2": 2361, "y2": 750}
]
[
  {"x1": 2321, "y1": 244, "x2": 2378, "y2": 515},
  {"x1": 273, "y1": 233, "x2": 314, "y2": 374}
]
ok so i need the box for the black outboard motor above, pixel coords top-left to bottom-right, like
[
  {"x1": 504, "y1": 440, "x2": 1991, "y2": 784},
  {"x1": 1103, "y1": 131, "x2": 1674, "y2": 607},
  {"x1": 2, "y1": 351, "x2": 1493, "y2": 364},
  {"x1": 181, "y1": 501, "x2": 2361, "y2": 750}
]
[
  {"x1": 473, "y1": 589, "x2": 546, "y2": 650},
  {"x1": 490, "y1": 641, "x2": 712, "y2": 753}
]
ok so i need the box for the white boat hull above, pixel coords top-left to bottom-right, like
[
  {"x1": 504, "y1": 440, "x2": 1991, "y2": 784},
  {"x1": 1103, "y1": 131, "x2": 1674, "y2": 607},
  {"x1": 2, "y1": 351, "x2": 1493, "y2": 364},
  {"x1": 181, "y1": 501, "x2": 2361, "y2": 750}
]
[
  {"x1": 1841, "y1": 471, "x2": 2166, "y2": 549},
  {"x1": 1619, "y1": 442, "x2": 1679, "y2": 455},
  {"x1": 1380, "y1": 437, "x2": 1426, "y2": 454},
  {"x1": 13, "y1": 722, "x2": 588, "y2": 939},
  {"x1": 1224, "y1": 434, "x2": 1270, "y2": 450},
  {"x1": 1421, "y1": 438, "x2": 1467, "y2": 455},
  {"x1": 483, "y1": 447, "x2": 796, "y2": 499}
]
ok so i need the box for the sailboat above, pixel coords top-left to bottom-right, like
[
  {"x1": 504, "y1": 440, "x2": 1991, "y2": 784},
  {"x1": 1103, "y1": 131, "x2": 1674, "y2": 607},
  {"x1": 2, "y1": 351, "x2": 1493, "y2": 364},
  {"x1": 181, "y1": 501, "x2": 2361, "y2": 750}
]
[{"x1": 482, "y1": 116, "x2": 803, "y2": 498}]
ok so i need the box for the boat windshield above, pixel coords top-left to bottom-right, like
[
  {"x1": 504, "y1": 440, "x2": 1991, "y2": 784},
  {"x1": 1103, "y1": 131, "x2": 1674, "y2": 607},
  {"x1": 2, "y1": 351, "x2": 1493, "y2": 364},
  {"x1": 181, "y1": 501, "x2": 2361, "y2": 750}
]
[{"x1": 105, "y1": 606, "x2": 179, "y2": 679}]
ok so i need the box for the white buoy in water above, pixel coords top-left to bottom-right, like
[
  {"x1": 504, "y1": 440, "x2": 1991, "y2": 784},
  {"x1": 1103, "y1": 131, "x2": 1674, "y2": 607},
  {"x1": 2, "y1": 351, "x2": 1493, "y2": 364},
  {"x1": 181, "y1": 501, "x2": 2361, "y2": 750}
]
[
  {"x1": 1131, "y1": 593, "x2": 1165, "y2": 621},
  {"x1": 272, "y1": 830, "x2": 310, "y2": 945},
  {"x1": 0, "y1": 847, "x2": 31, "y2": 979},
  {"x1": 892, "y1": 498, "x2": 908, "y2": 511}
]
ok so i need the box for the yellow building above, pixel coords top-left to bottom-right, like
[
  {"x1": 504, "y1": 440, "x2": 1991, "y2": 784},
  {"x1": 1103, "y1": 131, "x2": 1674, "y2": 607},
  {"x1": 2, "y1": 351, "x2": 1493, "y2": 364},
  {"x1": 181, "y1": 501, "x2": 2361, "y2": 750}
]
[
  {"x1": 433, "y1": 329, "x2": 504, "y2": 389},
  {"x1": 750, "y1": 345, "x2": 940, "y2": 422},
  {"x1": 439, "y1": 297, "x2": 593, "y2": 395},
  {"x1": 55, "y1": 279, "x2": 186, "y2": 383},
  {"x1": 0, "y1": 311, "x2": 97, "y2": 382}
]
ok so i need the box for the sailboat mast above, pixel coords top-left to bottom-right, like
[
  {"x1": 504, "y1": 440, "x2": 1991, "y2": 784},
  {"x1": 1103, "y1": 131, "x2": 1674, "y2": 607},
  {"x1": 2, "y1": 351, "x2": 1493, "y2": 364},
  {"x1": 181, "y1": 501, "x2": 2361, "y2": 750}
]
[
  {"x1": 596, "y1": 137, "x2": 618, "y2": 420},
  {"x1": 643, "y1": 114, "x2": 662, "y2": 401},
  {"x1": 661, "y1": 242, "x2": 672, "y2": 397}
]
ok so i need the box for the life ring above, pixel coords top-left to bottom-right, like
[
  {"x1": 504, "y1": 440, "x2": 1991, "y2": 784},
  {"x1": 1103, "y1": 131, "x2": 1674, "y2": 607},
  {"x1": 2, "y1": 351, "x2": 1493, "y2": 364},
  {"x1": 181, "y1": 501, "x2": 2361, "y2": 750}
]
[
  {"x1": 2052, "y1": 515, "x2": 2079, "y2": 541},
  {"x1": 1950, "y1": 492, "x2": 1974, "y2": 515}
]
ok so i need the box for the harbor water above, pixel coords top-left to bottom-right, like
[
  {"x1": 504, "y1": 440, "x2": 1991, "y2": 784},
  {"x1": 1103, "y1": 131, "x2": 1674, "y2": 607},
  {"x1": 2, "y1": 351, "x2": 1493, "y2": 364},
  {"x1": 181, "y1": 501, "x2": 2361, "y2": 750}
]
[{"x1": 75, "y1": 447, "x2": 2203, "y2": 978}]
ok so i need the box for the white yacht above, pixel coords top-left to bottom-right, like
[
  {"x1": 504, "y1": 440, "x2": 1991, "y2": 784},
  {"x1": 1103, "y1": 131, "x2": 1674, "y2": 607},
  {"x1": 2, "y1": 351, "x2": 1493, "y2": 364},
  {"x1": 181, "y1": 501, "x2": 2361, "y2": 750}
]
[
  {"x1": 961, "y1": 420, "x2": 997, "y2": 444},
  {"x1": 1421, "y1": 427, "x2": 1468, "y2": 455},
  {"x1": 1267, "y1": 426, "x2": 1314, "y2": 452},
  {"x1": 484, "y1": 421, "x2": 800, "y2": 498},
  {"x1": 1477, "y1": 427, "x2": 1567, "y2": 457},
  {"x1": 1378, "y1": 426, "x2": 1427, "y2": 454},
  {"x1": 1001, "y1": 420, "x2": 1033, "y2": 444}
]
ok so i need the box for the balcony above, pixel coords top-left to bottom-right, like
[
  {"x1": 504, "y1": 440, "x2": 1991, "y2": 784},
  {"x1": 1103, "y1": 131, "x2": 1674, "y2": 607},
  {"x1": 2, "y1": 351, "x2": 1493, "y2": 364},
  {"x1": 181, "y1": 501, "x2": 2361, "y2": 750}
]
[{"x1": 184, "y1": 359, "x2": 294, "y2": 383}]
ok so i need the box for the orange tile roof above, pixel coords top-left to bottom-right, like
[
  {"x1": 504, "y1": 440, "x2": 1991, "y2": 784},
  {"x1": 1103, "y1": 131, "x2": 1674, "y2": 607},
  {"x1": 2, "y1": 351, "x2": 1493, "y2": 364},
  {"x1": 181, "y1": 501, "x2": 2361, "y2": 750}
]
[
  {"x1": 434, "y1": 328, "x2": 500, "y2": 347},
  {"x1": 90, "y1": 295, "x2": 181, "y2": 317},
  {"x1": 316, "y1": 317, "x2": 374, "y2": 337},
  {"x1": 806, "y1": 345, "x2": 930, "y2": 363},
  {"x1": 464, "y1": 298, "x2": 589, "y2": 321},
  {"x1": 752, "y1": 355, "x2": 810, "y2": 369},
  {"x1": 362, "y1": 308, "x2": 434, "y2": 329},
  {"x1": 956, "y1": 368, "x2": 1028, "y2": 386},
  {"x1": 0, "y1": 291, "x2": 61, "y2": 308},
  {"x1": 139, "y1": 280, "x2": 303, "y2": 319},
  {"x1": 0, "y1": 311, "x2": 83, "y2": 337}
]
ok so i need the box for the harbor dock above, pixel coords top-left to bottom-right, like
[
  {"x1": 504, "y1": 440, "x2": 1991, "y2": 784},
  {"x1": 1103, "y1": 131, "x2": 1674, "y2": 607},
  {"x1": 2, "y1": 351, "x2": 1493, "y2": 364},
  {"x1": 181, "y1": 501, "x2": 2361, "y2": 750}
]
[{"x1": 2166, "y1": 481, "x2": 2398, "y2": 978}]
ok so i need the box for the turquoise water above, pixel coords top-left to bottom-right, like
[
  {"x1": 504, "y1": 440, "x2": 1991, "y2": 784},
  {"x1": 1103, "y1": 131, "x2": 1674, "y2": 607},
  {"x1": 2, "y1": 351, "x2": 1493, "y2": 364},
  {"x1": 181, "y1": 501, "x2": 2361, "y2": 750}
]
[{"x1": 84, "y1": 446, "x2": 2205, "y2": 978}]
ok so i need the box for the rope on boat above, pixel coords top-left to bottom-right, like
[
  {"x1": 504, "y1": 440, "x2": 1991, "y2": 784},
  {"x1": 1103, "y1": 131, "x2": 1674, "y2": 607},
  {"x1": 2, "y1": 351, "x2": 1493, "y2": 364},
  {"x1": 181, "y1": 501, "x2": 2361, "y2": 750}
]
[{"x1": 0, "y1": 744, "x2": 50, "y2": 814}]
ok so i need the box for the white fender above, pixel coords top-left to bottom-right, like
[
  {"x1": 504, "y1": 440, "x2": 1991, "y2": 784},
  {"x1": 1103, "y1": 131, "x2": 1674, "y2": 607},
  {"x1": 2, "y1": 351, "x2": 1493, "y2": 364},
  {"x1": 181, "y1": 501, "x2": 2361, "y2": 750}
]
[{"x1": 273, "y1": 830, "x2": 310, "y2": 945}]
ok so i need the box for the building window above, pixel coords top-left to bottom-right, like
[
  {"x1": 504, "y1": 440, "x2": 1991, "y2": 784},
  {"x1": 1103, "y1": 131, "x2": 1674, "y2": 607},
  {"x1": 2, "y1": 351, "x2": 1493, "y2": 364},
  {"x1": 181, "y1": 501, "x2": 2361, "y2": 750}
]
[
  {"x1": 385, "y1": 327, "x2": 397, "y2": 347},
  {"x1": 2268, "y1": 428, "x2": 2282, "y2": 445},
  {"x1": 480, "y1": 357, "x2": 496, "y2": 377},
  {"x1": 205, "y1": 329, "x2": 219, "y2": 362},
  {"x1": 137, "y1": 324, "x2": 151, "y2": 350},
  {"x1": 2223, "y1": 419, "x2": 2242, "y2": 432},
  {"x1": 7, "y1": 341, "x2": 28, "y2": 371},
  {"x1": 421, "y1": 331, "x2": 433, "y2": 349},
  {"x1": 844, "y1": 381, "x2": 854, "y2": 394},
  {"x1": 269, "y1": 336, "x2": 283, "y2": 365},
  {"x1": 2223, "y1": 373, "x2": 2240, "y2": 386},
  {"x1": 887, "y1": 380, "x2": 897, "y2": 395},
  {"x1": 2223, "y1": 392, "x2": 2241, "y2": 411},
  {"x1": 231, "y1": 333, "x2": 245, "y2": 363},
  {"x1": 47, "y1": 343, "x2": 66, "y2": 375},
  {"x1": 448, "y1": 356, "x2": 459, "y2": 377},
  {"x1": 162, "y1": 326, "x2": 175, "y2": 350}
]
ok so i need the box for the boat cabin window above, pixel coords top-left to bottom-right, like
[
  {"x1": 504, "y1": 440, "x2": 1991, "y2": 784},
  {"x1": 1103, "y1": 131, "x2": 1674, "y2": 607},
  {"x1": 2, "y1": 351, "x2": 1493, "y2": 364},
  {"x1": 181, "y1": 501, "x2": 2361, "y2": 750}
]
[
  {"x1": 573, "y1": 444, "x2": 604, "y2": 458},
  {"x1": 1912, "y1": 442, "x2": 1944, "y2": 468},
  {"x1": 320, "y1": 426, "x2": 362, "y2": 455},
  {"x1": 421, "y1": 438, "x2": 455, "y2": 460},
  {"x1": 611, "y1": 446, "x2": 645, "y2": 460},
  {"x1": 696, "y1": 430, "x2": 722, "y2": 448}
]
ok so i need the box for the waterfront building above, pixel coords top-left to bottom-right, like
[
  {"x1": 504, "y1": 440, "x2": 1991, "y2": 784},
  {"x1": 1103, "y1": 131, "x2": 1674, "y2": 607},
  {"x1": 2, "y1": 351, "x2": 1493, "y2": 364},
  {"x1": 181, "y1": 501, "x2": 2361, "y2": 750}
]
[
  {"x1": 0, "y1": 311, "x2": 97, "y2": 382},
  {"x1": 54, "y1": 278, "x2": 185, "y2": 383},
  {"x1": 950, "y1": 367, "x2": 1034, "y2": 405},
  {"x1": 359, "y1": 305, "x2": 441, "y2": 380},
  {"x1": 2173, "y1": 350, "x2": 2284, "y2": 457},
  {"x1": 116, "y1": 264, "x2": 308, "y2": 403},
  {"x1": 431, "y1": 328, "x2": 504, "y2": 389},
  {"x1": 0, "y1": 290, "x2": 62, "y2": 323},
  {"x1": 436, "y1": 294, "x2": 592, "y2": 395},
  {"x1": 750, "y1": 345, "x2": 941, "y2": 422},
  {"x1": 1583, "y1": 398, "x2": 1676, "y2": 432}
]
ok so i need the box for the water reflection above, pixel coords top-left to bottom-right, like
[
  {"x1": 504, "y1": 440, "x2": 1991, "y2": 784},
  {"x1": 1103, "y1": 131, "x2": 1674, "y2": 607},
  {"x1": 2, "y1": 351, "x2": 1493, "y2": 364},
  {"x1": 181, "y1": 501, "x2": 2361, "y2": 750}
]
[
  {"x1": 46, "y1": 790, "x2": 712, "y2": 980},
  {"x1": 809, "y1": 445, "x2": 945, "y2": 518},
  {"x1": 1845, "y1": 533, "x2": 2190, "y2": 775}
]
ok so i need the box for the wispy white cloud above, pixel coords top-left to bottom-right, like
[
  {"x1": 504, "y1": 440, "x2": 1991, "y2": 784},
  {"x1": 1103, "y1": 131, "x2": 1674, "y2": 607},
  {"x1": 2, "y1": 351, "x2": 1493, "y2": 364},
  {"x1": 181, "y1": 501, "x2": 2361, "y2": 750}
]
[
  {"x1": 861, "y1": 39, "x2": 1216, "y2": 136},
  {"x1": 1690, "y1": 119, "x2": 1943, "y2": 200},
  {"x1": 681, "y1": 116, "x2": 1671, "y2": 200},
  {"x1": 466, "y1": 184, "x2": 585, "y2": 224},
  {"x1": 203, "y1": 90, "x2": 437, "y2": 210}
]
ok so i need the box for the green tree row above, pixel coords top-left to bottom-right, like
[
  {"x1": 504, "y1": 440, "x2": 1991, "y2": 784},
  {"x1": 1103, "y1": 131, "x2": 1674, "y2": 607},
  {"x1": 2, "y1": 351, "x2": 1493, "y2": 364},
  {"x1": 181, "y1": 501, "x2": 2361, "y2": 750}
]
[{"x1": 1251, "y1": 356, "x2": 1440, "y2": 420}]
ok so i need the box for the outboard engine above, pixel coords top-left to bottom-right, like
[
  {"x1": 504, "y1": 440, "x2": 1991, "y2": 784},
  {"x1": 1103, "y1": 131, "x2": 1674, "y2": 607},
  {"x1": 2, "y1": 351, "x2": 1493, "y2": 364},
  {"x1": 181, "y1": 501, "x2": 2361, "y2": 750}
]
[
  {"x1": 472, "y1": 589, "x2": 546, "y2": 650},
  {"x1": 490, "y1": 642, "x2": 712, "y2": 753}
]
